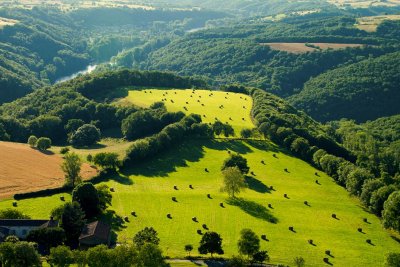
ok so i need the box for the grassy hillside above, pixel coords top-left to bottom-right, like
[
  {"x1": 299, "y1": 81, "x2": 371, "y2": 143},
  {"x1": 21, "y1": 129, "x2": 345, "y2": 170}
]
[
  {"x1": 1, "y1": 139, "x2": 399, "y2": 266},
  {"x1": 125, "y1": 89, "x2": 254, "y2": 135},
  {"x1": 1, "y1": 89, "x2": 399, "y2": 266},
  {"x1": 289, "y1": 52, "x2": 400, "y2": 122}
]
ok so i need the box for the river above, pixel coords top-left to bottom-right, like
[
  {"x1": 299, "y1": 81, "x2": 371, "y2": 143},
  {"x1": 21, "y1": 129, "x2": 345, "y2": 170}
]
[{"x1": 55, "y1": 64, "x2": 97, "y2": 84}]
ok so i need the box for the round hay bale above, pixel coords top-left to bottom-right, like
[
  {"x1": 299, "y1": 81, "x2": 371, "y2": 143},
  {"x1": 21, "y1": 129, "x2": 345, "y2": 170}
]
[{"x1": 332, "y1": 214, "x2": 337, "y2": 219}]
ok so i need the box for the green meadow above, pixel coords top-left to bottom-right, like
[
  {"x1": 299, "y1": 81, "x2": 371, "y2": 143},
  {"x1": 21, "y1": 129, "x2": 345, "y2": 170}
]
[
  {"x1": 1, "y1": 89, "x2": 399, "y2": 266},
  {"x1": 126, "y1": 89, "x2": 254, "y2": 135}
]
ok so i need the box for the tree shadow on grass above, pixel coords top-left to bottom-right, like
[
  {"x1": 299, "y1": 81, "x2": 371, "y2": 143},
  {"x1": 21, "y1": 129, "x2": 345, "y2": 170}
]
[
  {"x1": 204, "y1": 139, "x2": 252, "y2": 154},
  {"x1": 123, "y1": 141, "x2": 206, "y2": 177},
  {"x1": 100, "y1": 210, "x2": 126, "y2": 231},
  {"x1": 227, "y1": 198, "x2": 278, "y2": 224},
  {"x1": 122, "y1": 139, "x2": 252, "y2": 178},
  {"x1": 91, "y1": 170, "x2": 134, "y2": 185},
  {"x1": 244, "y1": 176, "x2": 271, "y2": 194},
  {"x1": 244, "y1": 140, "x2": 282, "y2": 153}
]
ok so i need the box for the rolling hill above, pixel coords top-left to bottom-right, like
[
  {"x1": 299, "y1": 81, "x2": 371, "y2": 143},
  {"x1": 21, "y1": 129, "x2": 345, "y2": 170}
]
[
  {"x1": 289, "y1": 51, "x2": 400, "y2": 122},
  {"x1": 1, "y1": 85, "x2": 399, "y2": 266}
]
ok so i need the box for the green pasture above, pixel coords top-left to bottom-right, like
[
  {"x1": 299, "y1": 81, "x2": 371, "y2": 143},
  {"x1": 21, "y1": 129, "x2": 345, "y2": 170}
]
[
  {"x1": 1, "y1": 89, "x2": 399, "y2": 266},
  {"x1": 2, "y1": 139, "x2": 399, "y2": 266},
  {"x1": 125, "y1": 89, "x2": 254, "y2": 135}
]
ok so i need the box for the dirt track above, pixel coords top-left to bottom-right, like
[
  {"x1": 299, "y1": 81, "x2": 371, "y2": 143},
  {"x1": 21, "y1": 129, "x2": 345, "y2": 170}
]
[{"x1": 0, "y1": 142, "x2": 97, "y2": 199}]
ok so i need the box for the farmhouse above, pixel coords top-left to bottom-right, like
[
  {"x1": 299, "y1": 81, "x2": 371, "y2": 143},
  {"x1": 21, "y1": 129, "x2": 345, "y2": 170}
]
[
  {"x1": 0, "y1": 217, "x2": 58, "y2": 241},
  {"x1": 79, "y1": 221, "x2": 111, "y2": 248}
]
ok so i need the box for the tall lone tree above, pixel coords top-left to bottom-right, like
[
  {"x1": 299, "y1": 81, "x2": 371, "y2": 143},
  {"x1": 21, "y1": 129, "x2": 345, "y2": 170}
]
[
  {"x1": 61, "y1": 202, "x2": 86, "y2": 248},
  {"x1": 198, "y1": 232, "x2": 224, "y2": 257},
  {"x1": 72, "y1": 183, "x2": 101, "y2": 219},
  {"x1": 61, "y1": 152, "x2": 82, "y2": 188},
  {"x1": 221, "y1": 167, "x2": 247, "y2": 198},
  {"x1": 237, "y1": 229, "x2": 260, "y2": 259}
]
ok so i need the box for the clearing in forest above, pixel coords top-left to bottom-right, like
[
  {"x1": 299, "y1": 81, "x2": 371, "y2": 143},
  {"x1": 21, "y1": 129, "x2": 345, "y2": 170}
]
[
  {"x1": 0, "y1": 17, "x2": 18, "y2": 28},
  {"x1": 125, "y1": 89, "x2": 255, "y2": 135},
  {"x1": 356, "y1": 14, "x2": 400, "y2": 32},
  {"x1": 262, "y1": 43, "x2": 364, "y2": 53}
]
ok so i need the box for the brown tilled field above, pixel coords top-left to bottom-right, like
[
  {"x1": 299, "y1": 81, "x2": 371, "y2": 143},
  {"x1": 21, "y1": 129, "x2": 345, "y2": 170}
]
[
  {"x1": 262, "y1": 43, "x2": 364, "y2": 53},
  {"x1": 0, "y1": 142, "x2": 98, "y2": 199}
]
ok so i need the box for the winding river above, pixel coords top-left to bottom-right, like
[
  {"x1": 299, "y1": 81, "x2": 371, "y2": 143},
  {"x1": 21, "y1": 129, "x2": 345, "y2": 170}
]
[{"x1": 55, "y1": 64, "x2": 97, "y2": 84}]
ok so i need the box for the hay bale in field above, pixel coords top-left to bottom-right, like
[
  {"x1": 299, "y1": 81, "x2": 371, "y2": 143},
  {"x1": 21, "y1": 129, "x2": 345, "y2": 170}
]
[
  {"x1": 197, "y1": 229, "x2": 203, "y2": 235},
  {"x1": 325, "y1": 250, "x2": 331, "y2": 256},
  {"x1": 174, "y1": 185, "x2": 178, "y2": 190},
  {"x1": 332, "y1": 214, "x2": 337, "y2": 219},
  {"x1": 268, "y1": 204, "x2": 272, "y2": 209},
  {"x1": 189, "y1": 185, "x2": 194, "y2": 189},
  {"x1": 172, "y1": 197, "x2": 177, "y2": 202},
  {"x1": 192, "y1": 217, "x2": 198, "y2": 222},
  {"x1": 202, "y1": 224, "x2": 208, "y2": 230},
  {"x1": 124, "y1": 216, "x2": 129, "y2": 222},
  {"x1": 167, "y1": 214, "x2": 172, "y2": 219},
  {"x1": 131, "y1": 211, "x2": 136, "y2": 217},
  {"x1": 289, "y1": 226, "x2": 294, "y2": 232},
  {"x1": 207, "y1": 194, "x2": 212, "y2": 199}
]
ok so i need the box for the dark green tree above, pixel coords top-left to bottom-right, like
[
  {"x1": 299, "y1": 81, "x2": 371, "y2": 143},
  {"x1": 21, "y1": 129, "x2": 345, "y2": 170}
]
[
  {"x1": 237, "y1": 229, "x2": 260, "y2": 259},
  {"x1": 69, "y1": 124, "x2": 101, "y2": 147},
  {"x1": 222, "y1": 154, "x2": 250, "y2": 174},
  {"x1": 48, "y1": 246, "x2": 74, "y2": 267},
  {"x1": 383, "y1": 191, "x2": 400, "y2": 231},
  {"x1": 133, "y1": 227, "x2": 160, "y2": 247},
  {"x1": 72, "y1": 182, "x2": 100, "y2": 218},
  {"x1": 26, "y1": 227, "x2": 65, "y2": 255},
  {"x1": 0, "y1": 209, "x2": 30, "y2": 219},
  {"x1": 60, "y1": 202, "x2": 86, "y2": 248},
  {"x1": 93, "y1": 152, "x2": 120, "y2": 170},
  {"x1": 198, "y1": 232, "x2": 224, "y2": 257}
]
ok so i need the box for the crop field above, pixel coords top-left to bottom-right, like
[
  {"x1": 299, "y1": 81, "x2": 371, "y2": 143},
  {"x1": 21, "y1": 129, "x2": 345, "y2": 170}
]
[
  {"x1": 0, "y1": 17, "x2": 18, "y2": 28},
  {"x1": 125, "y1": 89, "x2": 255, "y2": 136},
  {"x1": 328, "y1": 0, "x2": 400, "y2": 8},
  {"x1": 356, "y1": 15, "x2": 400, "y2": 32},
  {"x1": 0, "y1": 0, "x2": 154, "y2": 10},
  {"x1": 262, "y1": 43, "x2": 364, "y2": 53},
  {"x1": 0, "y1": 142, "x2": 97, "y2": 200}
]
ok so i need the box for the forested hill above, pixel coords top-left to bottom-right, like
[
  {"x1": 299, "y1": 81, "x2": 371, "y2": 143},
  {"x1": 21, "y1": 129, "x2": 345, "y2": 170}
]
[
  {"x1": 135, "y1": 14, "x2": 400, "y2": 97},
  {"x1": 0, "y1": 7, "x2": 227, "y2": 105},
  {"x1": 0, "y1": 8, "x2": 89, "y2": 104},
  {"x1": 289, "y1": 52, "x2": 400, "y2": 122}
]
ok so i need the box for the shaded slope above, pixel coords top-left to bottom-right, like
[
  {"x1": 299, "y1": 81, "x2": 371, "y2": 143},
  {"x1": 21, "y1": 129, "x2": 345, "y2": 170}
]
[{"x1": 289, "y1": 52, "x2": 400, "y2": 122}]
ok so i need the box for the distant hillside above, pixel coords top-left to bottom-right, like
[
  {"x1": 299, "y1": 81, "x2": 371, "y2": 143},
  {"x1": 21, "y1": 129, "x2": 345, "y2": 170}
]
[
  {"x1": 137, "y1": 14, "x2": 400, "y2": 97},
  {"x1": 289, "y1": 52, "x2": 400, "y2": 122},
  {"x1": 0, "y1": 8, "x2": 90, "y2": 103}
]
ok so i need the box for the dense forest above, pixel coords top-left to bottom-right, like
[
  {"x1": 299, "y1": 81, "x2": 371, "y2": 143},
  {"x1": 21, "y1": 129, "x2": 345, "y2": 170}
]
[{"x1": 289, "y1": 52, "x2": 400, "y2": 122}]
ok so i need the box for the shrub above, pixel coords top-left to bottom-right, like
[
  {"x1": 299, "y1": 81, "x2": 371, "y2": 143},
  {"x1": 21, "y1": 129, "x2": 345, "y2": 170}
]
[
  {"x1": 36, "y1": 137, "x2": 52, "y2": 151},
  {"x1": 27, "y1": 135, "x2": 38, "y2": 148},
  {"x1": 60, "y1": 147, "x2": 70, "y2": 154},
  {"x1": 69, "y1": 124, "x2": 101, "y2": 147}
]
